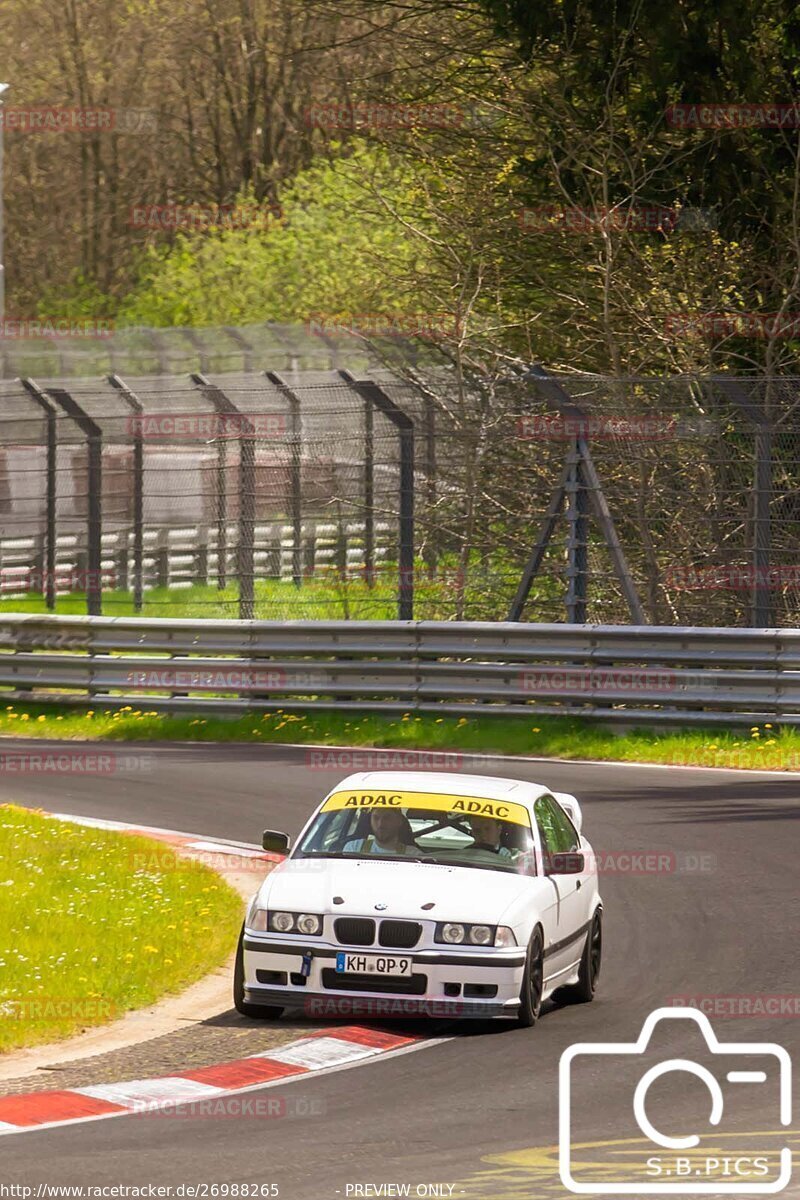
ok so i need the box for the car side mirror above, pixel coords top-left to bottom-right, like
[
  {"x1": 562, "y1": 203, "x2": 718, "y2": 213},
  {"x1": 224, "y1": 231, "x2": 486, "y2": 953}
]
[
  {"x1": 262, "y1": 829, "x2": 291, "y2": 854},
  {"x1": 546, "y1": 851, "x2": 584, "y2": 876}
]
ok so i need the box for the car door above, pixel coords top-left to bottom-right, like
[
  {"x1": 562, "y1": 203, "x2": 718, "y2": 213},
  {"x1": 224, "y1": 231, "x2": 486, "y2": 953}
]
[{"x1": 534, "y1": 794, "x2": 590, "y2": 984}]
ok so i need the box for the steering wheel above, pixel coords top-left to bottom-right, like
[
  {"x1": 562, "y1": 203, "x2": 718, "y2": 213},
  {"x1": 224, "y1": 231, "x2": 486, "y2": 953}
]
[{"x1": 469, "y1": 840, "x2": 501, "y2": 854}]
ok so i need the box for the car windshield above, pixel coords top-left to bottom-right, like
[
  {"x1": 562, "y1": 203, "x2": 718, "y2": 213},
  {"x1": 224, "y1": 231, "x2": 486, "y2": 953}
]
[{"x1": 294, "y1": 787, "x2": 537, "y2": 875}]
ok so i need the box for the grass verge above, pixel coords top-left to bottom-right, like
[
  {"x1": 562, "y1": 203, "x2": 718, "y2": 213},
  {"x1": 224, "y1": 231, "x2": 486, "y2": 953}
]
[
  {"x1": 0, "y1": 804, "x2": 243, "y2": 1054},
  {"x1": 0, "y1": 703, "x2": 796, "y2": 771}
]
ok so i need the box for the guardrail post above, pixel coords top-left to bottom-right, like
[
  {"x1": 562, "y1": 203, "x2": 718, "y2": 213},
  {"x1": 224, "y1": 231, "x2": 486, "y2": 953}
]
[
  {"x1": 265, "y1": 373, "x2": 303, "y2": 588},
  {"x1": 191, "y1": 373, "x2": 255, "y2": 619},
  {"x1": 339, "y1": 371, "x2": 415, "y2": 619},
  {"x1": 45, "y1": 387, "x2": 103, "y2": 615},
  {"x1": 20, "y1": 379, "x2": 57, "y2": 611},
  {"x1": 107, "y1": 374, "x2": 144, "y2": 612}
]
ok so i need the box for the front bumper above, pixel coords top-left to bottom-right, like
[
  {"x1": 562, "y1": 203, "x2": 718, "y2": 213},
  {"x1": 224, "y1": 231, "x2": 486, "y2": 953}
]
[{"x1": 242, "y1": 935, "x2": 526, "y2": 1020}]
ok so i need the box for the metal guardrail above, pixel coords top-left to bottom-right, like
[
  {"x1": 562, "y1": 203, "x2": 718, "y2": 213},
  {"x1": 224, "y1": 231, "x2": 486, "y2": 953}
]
[{"x1": 0, "y1": 615, "x2": 799, "y2": 726}]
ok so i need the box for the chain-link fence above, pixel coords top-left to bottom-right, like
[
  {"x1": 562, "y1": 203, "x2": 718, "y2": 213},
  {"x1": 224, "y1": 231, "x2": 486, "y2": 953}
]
[
  {"x1": 0, "y1": 369, "x2": 414, "y2": 618},
  {"x1": 0, "y1": 360, "x2": 798, "y2": 625},
  {"x1": 424, "y1": 371, "x2": 800, "y2": 626},
  {"x1": 0, "y1": 322, "x2": 389, "y2": 380}
]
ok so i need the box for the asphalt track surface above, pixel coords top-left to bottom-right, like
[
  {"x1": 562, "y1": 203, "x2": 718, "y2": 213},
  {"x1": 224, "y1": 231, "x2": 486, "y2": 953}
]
[{"x1": 1, "y1": 740, "x2": 799, "y2": 1198}]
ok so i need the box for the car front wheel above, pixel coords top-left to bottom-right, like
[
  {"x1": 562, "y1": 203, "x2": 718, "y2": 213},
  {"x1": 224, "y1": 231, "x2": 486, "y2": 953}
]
[
  {"x1": 517, "y1": 926, "x2": 544, "y2": 1028},
  {"x1": 233, "y1": 925, "x2": 284, "y2": 1020}
]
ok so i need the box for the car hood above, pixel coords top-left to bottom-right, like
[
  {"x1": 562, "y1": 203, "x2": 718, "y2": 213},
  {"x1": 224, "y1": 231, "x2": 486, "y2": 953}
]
[{"x1": 259, "y1": 856, "x2": 530, "y2": 923}]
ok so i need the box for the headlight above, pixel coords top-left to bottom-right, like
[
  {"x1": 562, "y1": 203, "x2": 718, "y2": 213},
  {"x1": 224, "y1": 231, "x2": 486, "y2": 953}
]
[
  {"x1": 269, "y1": 911, "x2": 296, "y2": 933},
  {"x1": 494, "y1": 926, "x2": 517, "y2": 947},
  {"x1": 265, "y1": 911, "x2": 324, "y2": 935},
  {"x1": 435, "y1": 922, "x2": 508, "y2": 946},
  {"x1": 248, "y1": 907, "x2": 268, "y2": 933}
]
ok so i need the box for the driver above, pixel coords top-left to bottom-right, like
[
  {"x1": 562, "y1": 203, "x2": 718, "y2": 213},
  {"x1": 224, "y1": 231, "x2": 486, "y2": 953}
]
[
  {"x1": 467, "y1": 814, "x2": 515, "y2": 859},
  {"x1": 343, "y1": 808, "x2": 412, "y2": 856}
]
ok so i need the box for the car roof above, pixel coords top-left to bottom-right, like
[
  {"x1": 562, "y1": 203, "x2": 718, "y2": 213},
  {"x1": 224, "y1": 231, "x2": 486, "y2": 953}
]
[{"x1": 324, "y1": 771, "x2": 551, "y2": 808}]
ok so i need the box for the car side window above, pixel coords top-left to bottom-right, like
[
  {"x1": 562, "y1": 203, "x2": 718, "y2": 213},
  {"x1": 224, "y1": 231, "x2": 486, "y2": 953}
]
[
  {"x1": 547, "y1": 797, "x2": 580, "y2": 852},
  {"x1": 535, "y1": 795, "x2": 579, "y2": 869},
  {"x1": 535, "y1": 795, "x2": 561, "y2": 855}
]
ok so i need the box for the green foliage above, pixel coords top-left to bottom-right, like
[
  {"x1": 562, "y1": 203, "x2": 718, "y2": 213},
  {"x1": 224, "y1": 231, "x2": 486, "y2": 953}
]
[
  {"x1": 37, "y1": 273, "x2": 117, "y2": 320},
  {"x1": 120, "y1": 151, "x2": 435, "y2": 327}
]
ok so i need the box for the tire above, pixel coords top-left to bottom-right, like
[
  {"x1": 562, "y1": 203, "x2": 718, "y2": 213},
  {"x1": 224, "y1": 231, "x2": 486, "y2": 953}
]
[
  {"x1": 233, "y1": 926, "x2": 284, "y2": 1020},
  {"x1": 517, "y1": 926, "x2": 544, "y2": 1028},
  {"x1": 557, "y1": 909, "x2": 602, "y2": 1006}
]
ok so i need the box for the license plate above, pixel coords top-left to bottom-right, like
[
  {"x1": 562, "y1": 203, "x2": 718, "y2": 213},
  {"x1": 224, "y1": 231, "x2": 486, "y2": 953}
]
[{"x1": 335, "y1": 952, "x2": 412, "y2": 977}]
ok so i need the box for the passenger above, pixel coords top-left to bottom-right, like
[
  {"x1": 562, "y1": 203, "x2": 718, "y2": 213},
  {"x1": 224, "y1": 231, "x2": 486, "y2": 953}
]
[
  {"x1": 466, "y1": 814, "x2": 515, "y2": 859},
  {"x1": 343, "y1": 808, "x2": 412, "y2": 856}
]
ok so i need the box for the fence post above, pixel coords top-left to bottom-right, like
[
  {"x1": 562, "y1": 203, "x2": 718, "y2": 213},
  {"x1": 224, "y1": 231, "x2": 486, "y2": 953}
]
[
  {"x1": 265, "y1": 372, "x2": 303, "y2": 588},
  {"x1": 751, "y1": 422, "x2": 773, "y2": 627},
  {"x1": 339, "y1": 372, "x2": 415, "y2": 620},
  {"x1": 423, "y1": 395, "x2": 437, "y2": 576},
  {"x1": 223, "y1": 327, "x2": 254, "y2": 372},
  {"x1": 196, "y1": 525, "x2": 209, "y2": 586},
  {"x1": 155, "y1": 529, "x2": 169, "y2": 588},
  {"x1": 191, "y1": 373, "x2": 255, "y2": 619},
  {"x1": 711, "y1": 377, "x2": 773, "y2": 627},
  {"x1": 45, "y1": 387, "x2": 103, "y2": 616},
  {"x1": 364, "y1": 393, "x2": 375, "y2": 586},
  {"x1": 107, "y1": 374, "x2": 144, "y2": 612},
  {"x1": 20, "y1": 379, "x2": 57, "y2": 611},
  {"x1": 565, "y1": 437, "x2": 588, "y2": 623}
]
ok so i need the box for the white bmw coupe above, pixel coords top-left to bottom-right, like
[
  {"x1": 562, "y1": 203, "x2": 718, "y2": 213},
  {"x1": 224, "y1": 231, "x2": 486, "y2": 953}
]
[{"x1": 234, "y1": 771, "x2": 602, "y2": 1025}]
